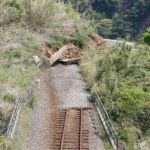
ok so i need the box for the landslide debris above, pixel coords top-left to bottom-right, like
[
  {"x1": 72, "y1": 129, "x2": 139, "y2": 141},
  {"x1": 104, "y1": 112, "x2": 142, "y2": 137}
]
[
  {"x1": 43, "y1": 43, "x2": 82, "y2": 60},
  {"x1": 42, "y1": 33, "x2": 111, "y2": 61},
  {"x1": 89, "y1": 33, "x2": 111, "y2": 49}
]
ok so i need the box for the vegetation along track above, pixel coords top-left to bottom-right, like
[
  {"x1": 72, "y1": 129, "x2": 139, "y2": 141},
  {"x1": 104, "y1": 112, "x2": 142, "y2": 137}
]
[{"x1": 51, "y1": 107, "x2": 91, "y2": 150}]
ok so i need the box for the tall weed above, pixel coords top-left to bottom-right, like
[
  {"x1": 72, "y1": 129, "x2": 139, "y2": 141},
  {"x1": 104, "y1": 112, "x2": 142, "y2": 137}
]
[
  {"x1": 22, "y1": 0, "x2": 55, "y2": 27},
  {"x1": 80, "y1": 43, "x2": 150, "y2": 147}
]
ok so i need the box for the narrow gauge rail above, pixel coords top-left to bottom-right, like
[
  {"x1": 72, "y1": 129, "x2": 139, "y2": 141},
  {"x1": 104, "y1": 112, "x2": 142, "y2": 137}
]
[{"x1": 51, "y1": 107, "x2": 90, "y2": 150}]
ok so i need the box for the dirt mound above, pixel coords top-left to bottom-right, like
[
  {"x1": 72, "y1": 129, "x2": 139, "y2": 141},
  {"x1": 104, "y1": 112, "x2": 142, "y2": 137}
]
[
  {"x1": 60, "y1": 43, "x2": 82, "y2": 60},
  {"x1": 43, "y1": 43, "x2": 82, "y2": 60},
  {"x1": 89, "y1": 33, "x2": 111, "y2": 49},
  {"x1": 42, "y1": 33, "x2": 111, "y2": 61}
]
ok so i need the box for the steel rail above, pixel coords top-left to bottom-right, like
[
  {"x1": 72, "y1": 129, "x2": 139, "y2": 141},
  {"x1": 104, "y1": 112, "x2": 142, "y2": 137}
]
[
  {"x1": 80, "y1": 108, "x2": 83, "y2": 150},
  {"x1": 60, "y1": 109, "x2": 68, "y2": 150},
  {"x1": 52, "y1": 108, "x2": 89, "y2": 150}
]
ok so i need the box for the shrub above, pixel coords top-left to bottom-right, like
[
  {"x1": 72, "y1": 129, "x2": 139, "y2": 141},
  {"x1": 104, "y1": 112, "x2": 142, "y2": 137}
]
[
  {"x1": 74, "y1": 24, "x2": 94, "y2": 48},
  {"x1": 0, "y1": 135, "x2": 6, "y2": 149},
  {"x1": 144, "y1": 27, "x2": 150, "y2": 45},
  {"x1": 22, "y1": 0, "x2": 55, "y2": 27},
  {"x1": 1, "y1": 0, "x2": 56, "y2": 27},
  {"x1": 47, "y1": 35, "x2": 69, "y2": 49},
  {"x1": 96, "y1": 19, "x2": 113, "y2": 38},
  {"x1": 2, "y1": 0, "x2": 23, "y2": 23},
  {"x1": 80, "y1": 43, "x2": 150, "y2": 147},
  {"x1": 65, "y1": 4, "x2": 80, "y2": 21},
  {"x1": 3, "y1": 93, "x2": 16, "y2": 103},
  {"x1": 2, "y1": 48, "x2": 22, "y2": 60}
]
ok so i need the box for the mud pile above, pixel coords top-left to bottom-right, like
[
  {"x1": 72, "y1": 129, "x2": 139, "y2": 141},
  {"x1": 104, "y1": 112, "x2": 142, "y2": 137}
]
[
  {"x1": 89, "y1": 33, "x2": 111, "y2": 49},
  {"x1": 44, "y1": 43, "x2": 82, "y2": 60},
  {"x1": 43, "y1": 33, "x2": 111, "y2": 61}
]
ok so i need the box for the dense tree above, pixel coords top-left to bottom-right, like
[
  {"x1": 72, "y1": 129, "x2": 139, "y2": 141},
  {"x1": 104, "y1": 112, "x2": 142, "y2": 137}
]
[
  {"x1": 64, "y1": 0, "x2": 150, "y2": 39},
  {"x1": 96, "y1": 19, "x2": 112, "y2": 38},
  {"x1": 92, "y1": 0, "x2": 121, "y2": 18},
  {"x1": 144, "y1": 27, "x2": 150, "y2": 45}
]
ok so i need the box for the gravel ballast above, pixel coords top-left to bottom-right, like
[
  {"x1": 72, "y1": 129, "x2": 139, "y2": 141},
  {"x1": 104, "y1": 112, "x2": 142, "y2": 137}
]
[
  {"x1": 27, "y1": 64, "x2": 105, "y2": 150},
  {"x1": 51, "y1": 64, "x2": 90, "y2": 108}
]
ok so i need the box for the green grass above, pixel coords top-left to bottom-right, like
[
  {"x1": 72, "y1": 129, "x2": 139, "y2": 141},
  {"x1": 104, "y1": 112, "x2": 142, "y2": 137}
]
[
  {"x1": 20, "y1": 29, "x2": 36, "y2": 42},
  {"x1": 49, "y1": 23, "x2": 64, "y2": 30},
  {"x1": 2, "y1": 93, "x2": 16, "y2": 103},
  {"x1": 8, "y1": 106, "x2": 32, "y2": 150},
  {"x1": 0, "y1": 48, "x2": 22, "y2": 60},
  {"x1": 0, "y1": 87, "x2": 39, "y2": 150},
  {"x1": 73, "y1": 22, "x2": 95, "y2": 49},
  {"x1": 65, "y1": 4, "x2": 80, "y2": 21},
  {"x1": 0, "y1": 24, "x2": 40, "y2": 148},
  {"x1": 47, "y1": 35, "x2": 69, "y2": 49},
  {"x1": 0, "y1": 135, "x2": 6, "y2": 150},
  {"x1": 0, "y1": 33, "x2": 7, "y2": 40},
  {"x1": 7, "y1": 87, "x2": 39, "y2": 150},
  {"x1": 0, "y1": 63, "x2": 35, "y2": 94},
  {"x1": 99, "y1": 134, "x2": 113, "y2": 150}
]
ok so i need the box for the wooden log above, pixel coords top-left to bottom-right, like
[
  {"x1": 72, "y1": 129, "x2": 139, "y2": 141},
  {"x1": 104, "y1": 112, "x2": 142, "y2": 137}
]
[
  {"x1": 49, "y1": 45, "x2": 68, "y2": 66},
  {"x1": 58, "y1": 57, "x2": 81, "y2": 65}
]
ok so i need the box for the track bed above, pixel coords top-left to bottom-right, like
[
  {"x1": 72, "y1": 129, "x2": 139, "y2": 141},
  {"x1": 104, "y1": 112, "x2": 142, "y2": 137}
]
[{"x1": 51, "y1": 108, "x2": 90, "y2": 150}]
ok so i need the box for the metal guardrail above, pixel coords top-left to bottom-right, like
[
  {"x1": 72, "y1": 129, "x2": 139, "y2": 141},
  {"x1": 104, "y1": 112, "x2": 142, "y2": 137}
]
[
  {"x1": 7, "y1": 97, "x2": 21, "y2": 138},
  {"x1": 95, "y1": 92, "x2": 126, "y2": 150}
]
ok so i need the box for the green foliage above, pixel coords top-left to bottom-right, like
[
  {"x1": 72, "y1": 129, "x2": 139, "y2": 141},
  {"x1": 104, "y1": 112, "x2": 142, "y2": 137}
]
[
  {"x1": 74, "y1": 24, "x2": 94, "y2": 48},
  {"x1": 66, "y1": 4, "x2": 80, "y2": 21},
  {"x1": 119, "y1": 127, "x2": 137, "y2": 149},
  {"x1": 7, "y1": 86, "x2": 39, "y2": 150},
  {"x1": 47, "y1": 35, "x2": 69, "y2": 49},
  {"x1": 8, "y1": 106, "x2": 32, "y2": 150},
  {"x1": 49, "y1": 23, "x2": 64, "y2": 30},
  {"x1": 65, "y1": 0, "x2": 150, "y2": 39},
  {"x1": 22, "y1": 0, "x2": 55, "y2": 27},
  {"x1": 6, "y1": 6, "x2": 22, "y2": 22},
  {"x1": 144, "y1": 27, "x2": 150, "y2": 45},
  {"x1": 96, "y1": 19, "x2": 113, "y2": 38},
  {"x1": 0, "y1": 0, "x2": 56, "y2": 27},
  {"x1": 100, "y1": 134, "x2": 113, "y2": 150},
  {"x1": 80, "y1": 43, "x2": 150, "y2": 147},
  {"x1": 92, "y1": 0, "x2": 121, "y2": 18},
  {"x1": 1, "y1": 48, "x2": 22, "y2": 60},
  {"x1": 2, "y1": 0, "x2": 23, "y2": 23},
  {"x1": 0, "y1": 33, "x2": 7, "y2": 40},
  {"x1": 0, "y1": 135, "x2": 6, "y2": 150},
  {"x1": 27, "y1": 89, "x2": 39, "y2": 109},
  {"x1": 3, "y1": 93, "x2": 16, "y2": 103},
  {"x1": 16, "y1": 71, "x2": 31, "y2": 92},
  {"x1": 74, "y1": 29, "x2": 88, "y2": 48},
  {"x1": 4, "y1": 0, "x2": 21, "y2": 10}
]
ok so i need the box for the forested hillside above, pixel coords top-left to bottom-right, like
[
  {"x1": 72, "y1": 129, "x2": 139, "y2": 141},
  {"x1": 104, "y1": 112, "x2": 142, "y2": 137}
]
[{"x1": 63, "y1": 0, "x2": 150, "y2": 39}]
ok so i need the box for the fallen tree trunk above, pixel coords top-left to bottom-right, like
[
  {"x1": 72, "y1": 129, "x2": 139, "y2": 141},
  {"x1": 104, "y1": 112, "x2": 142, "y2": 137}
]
[
  {"x1": 58, "y1": 57, "x2": 81, "y2": 65},
  {"x1": 49, "y1": 45, "x2": 68, "y2": 66}
]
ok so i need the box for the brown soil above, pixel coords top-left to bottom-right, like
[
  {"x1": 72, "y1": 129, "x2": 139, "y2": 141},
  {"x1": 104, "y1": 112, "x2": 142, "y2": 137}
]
[
  {"x1": 27, "y1": 69, "x2": 60, "y2": 150},
  {"x1": 42, "y1": 33, "x2": 111, "y2": 62},
  {"x1": 89, "y1": 33, "x2": 111, "y2": 49},
  {"x1": 43, "y1": 43, "x2": 82, "y2": 60}
]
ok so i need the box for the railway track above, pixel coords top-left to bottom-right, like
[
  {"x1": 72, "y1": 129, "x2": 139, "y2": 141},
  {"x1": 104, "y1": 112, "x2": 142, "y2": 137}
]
[{"x1": 51, "y1": 107, "x2": 90, "y2": 150}]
